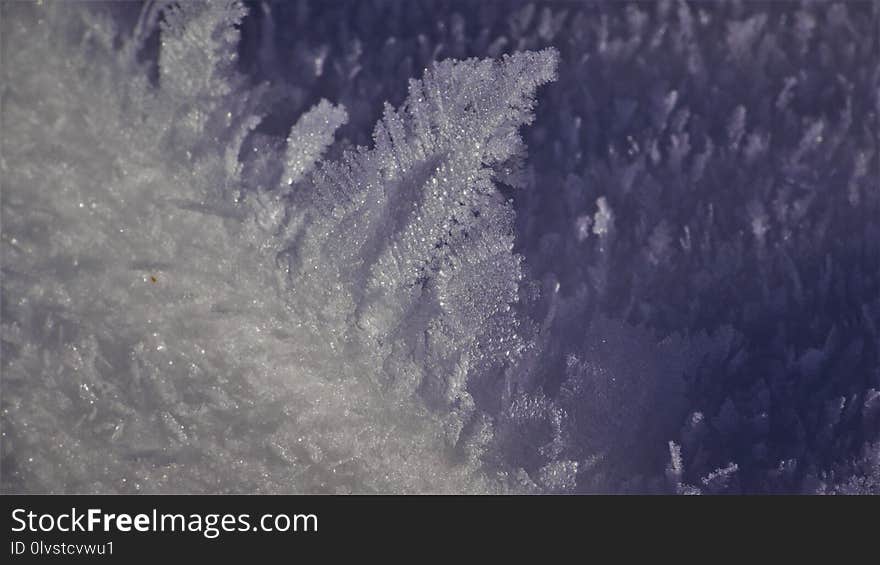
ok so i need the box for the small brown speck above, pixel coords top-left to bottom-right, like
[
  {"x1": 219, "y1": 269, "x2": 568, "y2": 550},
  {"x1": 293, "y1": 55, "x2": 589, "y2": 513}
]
[{"x1": 150, "y1": 276, "x2": 157, "y2": 283}]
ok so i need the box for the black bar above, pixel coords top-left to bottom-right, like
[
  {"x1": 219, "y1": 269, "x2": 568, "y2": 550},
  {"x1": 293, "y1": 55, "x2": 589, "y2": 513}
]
[{"x1": 0, "y1": 495, "x2": 871, "y2": 560}]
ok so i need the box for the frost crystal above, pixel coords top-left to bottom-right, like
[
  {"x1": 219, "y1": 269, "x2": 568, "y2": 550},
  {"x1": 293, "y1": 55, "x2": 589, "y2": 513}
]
[{"x1": 283, "y1": 100, "x2": 348, "y2": 186}]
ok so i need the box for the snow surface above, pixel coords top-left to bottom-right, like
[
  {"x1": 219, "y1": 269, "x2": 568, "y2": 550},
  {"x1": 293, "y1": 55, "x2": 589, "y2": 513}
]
[{"x1": 1, "y1": 0, "x2": 878, "y2": 494}]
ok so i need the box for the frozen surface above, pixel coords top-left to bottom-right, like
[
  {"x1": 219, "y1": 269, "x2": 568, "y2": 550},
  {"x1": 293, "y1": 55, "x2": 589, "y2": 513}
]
[{"x1": 1, "y1": 0, "x2": 878, "y2": 494}]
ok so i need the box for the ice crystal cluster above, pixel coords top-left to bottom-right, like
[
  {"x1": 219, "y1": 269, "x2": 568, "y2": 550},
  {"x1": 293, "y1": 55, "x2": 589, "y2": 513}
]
[{"x1": 1, "y1": 1, "x2": 878, "y2": 494}]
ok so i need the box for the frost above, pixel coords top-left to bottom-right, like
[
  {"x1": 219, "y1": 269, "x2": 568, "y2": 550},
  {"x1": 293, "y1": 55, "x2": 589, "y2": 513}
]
[
  {"x1": 2, "y1": 0, "x2": 878, "y2": 495},
  {"x1": 281, "y1": 49, "x2": 558, "y2": 426},
  {"x1": 592, "y1": 197, "x2": 614, "y2": 238},
  {"x1": 1, "y1": 1, "x2": 557, "y2": 493},
  {"x1": 158, "y1": 1, "x2": 246, "y2": 101},
  {"x1": 282, "y1": 100, "x2": 348, "y2": 186}
]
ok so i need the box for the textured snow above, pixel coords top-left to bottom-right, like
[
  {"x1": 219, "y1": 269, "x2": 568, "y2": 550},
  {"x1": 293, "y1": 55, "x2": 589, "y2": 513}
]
[
  {"x1": 2, "y1": 0, "x2": 878, "y2": 494},
  {"x1": 0, "y1": 1, "x2": 554, "y2": 493}
]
